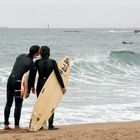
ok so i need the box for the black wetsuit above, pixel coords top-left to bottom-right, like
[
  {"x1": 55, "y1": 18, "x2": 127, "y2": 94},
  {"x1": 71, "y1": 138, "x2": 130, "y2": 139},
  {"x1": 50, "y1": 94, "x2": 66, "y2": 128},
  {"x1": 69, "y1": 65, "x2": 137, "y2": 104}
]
[
  {"x1": 35, "y1": 56, "x2": 64, "y2": 128},
  {"x1": 4, "y1": 54, "x2": 36, "y2": 126}
]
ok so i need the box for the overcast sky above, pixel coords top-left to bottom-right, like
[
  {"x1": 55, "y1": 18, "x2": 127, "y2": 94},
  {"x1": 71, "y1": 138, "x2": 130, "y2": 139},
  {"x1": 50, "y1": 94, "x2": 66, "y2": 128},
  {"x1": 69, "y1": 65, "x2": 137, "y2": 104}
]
[{"x1": 0, "y1": 0, "x2": 140, "y2": 28}]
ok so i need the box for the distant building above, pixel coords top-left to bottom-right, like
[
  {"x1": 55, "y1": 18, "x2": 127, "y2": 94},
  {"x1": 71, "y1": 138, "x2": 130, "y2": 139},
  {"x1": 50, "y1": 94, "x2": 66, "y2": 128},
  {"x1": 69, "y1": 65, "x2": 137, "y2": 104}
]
[{"x1": 48, "y1": 25, "x2": 50, "y2": 29}]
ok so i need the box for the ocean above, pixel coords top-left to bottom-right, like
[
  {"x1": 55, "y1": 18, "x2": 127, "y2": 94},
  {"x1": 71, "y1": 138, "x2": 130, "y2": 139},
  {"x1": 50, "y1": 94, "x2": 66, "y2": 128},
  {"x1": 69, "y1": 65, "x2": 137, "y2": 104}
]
[{"x1": 0, "y1": 28, "x2": 140, "y2": 128}]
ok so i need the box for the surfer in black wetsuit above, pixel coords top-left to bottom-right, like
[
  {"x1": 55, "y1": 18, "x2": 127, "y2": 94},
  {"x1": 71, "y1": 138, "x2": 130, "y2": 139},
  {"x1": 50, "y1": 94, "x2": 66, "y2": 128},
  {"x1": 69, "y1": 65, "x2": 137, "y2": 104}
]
[
  {"x1": 35, "y1": 46, "x2": 66, "y2": 130},
  {"x1": 4, "y1": 45, "x2": 40, "y2": 130}
]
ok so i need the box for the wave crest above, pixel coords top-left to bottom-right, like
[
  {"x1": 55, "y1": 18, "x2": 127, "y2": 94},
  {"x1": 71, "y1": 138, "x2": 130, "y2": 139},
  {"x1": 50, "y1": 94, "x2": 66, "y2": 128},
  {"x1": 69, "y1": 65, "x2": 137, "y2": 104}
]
[{"x1": 109, "y1": 50, "x2": 140, "y2": 65}]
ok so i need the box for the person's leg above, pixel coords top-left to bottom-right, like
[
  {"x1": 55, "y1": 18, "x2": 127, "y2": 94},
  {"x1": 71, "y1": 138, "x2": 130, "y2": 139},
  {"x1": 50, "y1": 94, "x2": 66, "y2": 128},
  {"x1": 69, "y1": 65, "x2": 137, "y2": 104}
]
[
  {"x1": 14, "y1": 94, "x2": 23, "y2": 129},
  {"x1": 48, "y1": 113, "x2": 59, "y2": 130},
  {"x1": 4, "y1": 77, "x2": 14, "y2": 129},
  {"x1": 14, "y1": 79, "x2": 23, "y2": 129},
  {"x1": 48, "y1": 113, "x2": 54, "y2": 128}
]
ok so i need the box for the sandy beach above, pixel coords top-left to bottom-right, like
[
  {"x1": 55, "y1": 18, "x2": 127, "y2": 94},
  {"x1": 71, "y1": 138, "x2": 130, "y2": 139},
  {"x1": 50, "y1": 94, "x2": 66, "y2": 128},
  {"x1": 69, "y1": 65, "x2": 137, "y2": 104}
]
[{"x1": 1, "y1": 121, "x2": 140, "y2": 140}]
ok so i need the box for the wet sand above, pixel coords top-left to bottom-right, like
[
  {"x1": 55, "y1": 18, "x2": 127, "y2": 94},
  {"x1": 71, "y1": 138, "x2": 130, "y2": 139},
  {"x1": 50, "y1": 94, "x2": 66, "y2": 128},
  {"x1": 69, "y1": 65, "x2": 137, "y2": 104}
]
[{"x1": 1, "y1": 121, "x2": 140, "y2": 140}]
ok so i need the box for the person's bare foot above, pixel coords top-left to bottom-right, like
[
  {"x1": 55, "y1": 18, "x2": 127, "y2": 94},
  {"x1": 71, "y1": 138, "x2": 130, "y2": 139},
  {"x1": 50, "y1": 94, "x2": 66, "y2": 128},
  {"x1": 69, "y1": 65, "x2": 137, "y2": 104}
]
[
  {"x1": 4, "y1": 125, "x2": 12, "y2": 130},
  {"x1": 48, "y1": 126, "x2": 59, "y2": 130},
  {"x1": 14, "y1": 126, "x2": 22, "y2": 130}
]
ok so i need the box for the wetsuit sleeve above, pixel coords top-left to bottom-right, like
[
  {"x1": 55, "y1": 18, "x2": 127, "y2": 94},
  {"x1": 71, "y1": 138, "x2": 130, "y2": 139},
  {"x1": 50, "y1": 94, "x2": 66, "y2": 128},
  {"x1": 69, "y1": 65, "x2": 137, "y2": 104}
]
[
  {"x1": 53, "y1": 60, "x2": 65, "y2": 88},
  {"x1": 28, "y1": 62, "x2": 37, "y2": 93}
]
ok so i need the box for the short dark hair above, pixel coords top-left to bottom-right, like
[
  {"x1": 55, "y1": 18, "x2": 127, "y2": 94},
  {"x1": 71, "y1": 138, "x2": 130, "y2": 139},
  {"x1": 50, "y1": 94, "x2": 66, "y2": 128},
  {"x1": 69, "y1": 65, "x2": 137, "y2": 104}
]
[
  {"x1": 29, "y1": 45, "x2": 40, "y2": 57},
  {"x1": 40, "y1": 46, "x2": 50, "y2": 58}
]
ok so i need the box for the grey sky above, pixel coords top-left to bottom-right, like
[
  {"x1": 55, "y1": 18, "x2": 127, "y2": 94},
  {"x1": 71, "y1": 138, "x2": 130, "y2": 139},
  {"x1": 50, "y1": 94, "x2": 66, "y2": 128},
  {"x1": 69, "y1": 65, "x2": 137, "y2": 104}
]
[{"x1": 0, "y1": 0, "x2": 140, "y2": 28}]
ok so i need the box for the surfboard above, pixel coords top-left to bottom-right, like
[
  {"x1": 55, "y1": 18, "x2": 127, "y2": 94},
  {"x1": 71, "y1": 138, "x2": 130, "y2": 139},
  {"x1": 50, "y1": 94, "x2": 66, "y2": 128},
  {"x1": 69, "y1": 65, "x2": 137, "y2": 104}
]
[
  {"x1": 21, "y1": 71, "x2": 29, "y2": 98},
  {"x1": 21, "y1": 71, "x2": 39, "y2": 98},
  {"x1": 28, "y1": 56, "x2": 70, "y2": 131}
]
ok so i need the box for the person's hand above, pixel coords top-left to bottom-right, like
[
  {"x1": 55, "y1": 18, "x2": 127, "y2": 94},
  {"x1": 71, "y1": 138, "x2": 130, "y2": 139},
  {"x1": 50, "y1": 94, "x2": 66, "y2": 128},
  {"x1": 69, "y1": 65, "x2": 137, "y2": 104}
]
[
  {"x1": 31, "y1": 87, "x2": 36, "y2": 94},
  {"x1": 26, "y1": 94, "x2": 29, "y2": 98},
  {"x1": 62, "y1": 88, "x2": 66, "y2": 95}
]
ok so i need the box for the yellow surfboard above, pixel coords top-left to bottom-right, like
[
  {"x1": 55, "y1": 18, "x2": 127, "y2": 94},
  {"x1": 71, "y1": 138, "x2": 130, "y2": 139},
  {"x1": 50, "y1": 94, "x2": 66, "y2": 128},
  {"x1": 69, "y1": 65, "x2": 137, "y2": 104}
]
[
  {"x1": 29, "y1": 56, "x2": 70, "y2": 131},
  {"x1": 21, "y1": 71, "x2": 39, "y2": 98},
  {"x1": 21, "y1": 71, "x2": 29, "y2": 98}
]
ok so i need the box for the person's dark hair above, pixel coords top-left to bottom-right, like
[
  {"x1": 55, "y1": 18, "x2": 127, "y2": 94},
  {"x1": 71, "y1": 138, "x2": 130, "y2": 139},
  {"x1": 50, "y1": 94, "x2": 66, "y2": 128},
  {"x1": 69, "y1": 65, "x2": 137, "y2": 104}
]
[
  {"x1": 29, "y1": 45, "x2": 40, "y2": 57},
  {"x1": 40, "y1": 46, "x2": 50, "y2": 58}
]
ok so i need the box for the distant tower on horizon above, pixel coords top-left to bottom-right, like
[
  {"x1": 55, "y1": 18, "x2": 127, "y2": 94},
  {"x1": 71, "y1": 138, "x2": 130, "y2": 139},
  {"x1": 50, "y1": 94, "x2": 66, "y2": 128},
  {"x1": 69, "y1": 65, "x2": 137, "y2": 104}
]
[{"x1": 48, "y1": 24, "x2": 50, "y2": 29}]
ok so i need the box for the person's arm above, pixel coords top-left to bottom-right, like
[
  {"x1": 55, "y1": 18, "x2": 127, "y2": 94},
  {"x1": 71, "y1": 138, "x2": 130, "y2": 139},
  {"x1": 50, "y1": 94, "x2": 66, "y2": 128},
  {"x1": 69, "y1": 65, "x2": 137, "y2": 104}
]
[{"x1": 53, "y1": 60, "x2": 66, "y2": 94}]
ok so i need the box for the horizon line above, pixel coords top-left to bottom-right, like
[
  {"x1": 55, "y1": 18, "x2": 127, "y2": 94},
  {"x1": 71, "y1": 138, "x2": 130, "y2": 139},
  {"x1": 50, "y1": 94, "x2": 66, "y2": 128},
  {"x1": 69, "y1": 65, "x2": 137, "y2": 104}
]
[{"x1": 0, "y1": 26, "x2": 139, "y2": 29}]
